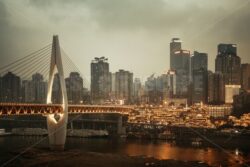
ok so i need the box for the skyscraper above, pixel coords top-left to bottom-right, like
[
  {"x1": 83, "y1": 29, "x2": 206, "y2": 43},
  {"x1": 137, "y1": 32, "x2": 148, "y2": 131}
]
[
  {"x1": 166, "y1": 70, "x2": 176, "y2": 98},
  {"x1": 207, "y1": 71, "x2": 225, "y2": 104},
  {"x1": 133, "y1": 78, "x2": 142, "y2": 104},
  {"x1": 115, "y1": 69, "x2": 133, "y2": 104},
  {"x1": 170, "y1": 38, "x2": 190, "y2": 98},
  {"x1": 241, "y1": 64, "x2": 250, "y2": 92},
  {"x1": 170, "y1": 38, "x2": 182, "y2": 70},
  {"x1": 191, "y1": 51, "x2": 208, "y2": 72},
  {"x1": 91, "y1": 57, "x2": 111, "y2": 104},
  {"x1": 22, "y1": 80, "x2": 35, "y2": 103},
  {"x1": 191, "y1": 51, "x2": 208, "y2": 104},
  {"x1": 22, "y1": 73, "x2": 47, "y2": 103},
  {"x1": 215, "y1": 44, "x2": 241, "y2": 85},
  {"x1": 32, "y1": 73, "x2": 47, "y2": 103},
  {"x1": 192, "y1": 69, "x2": 208, "y2": 104},
  {"x1": 172, "y1": 49, "x2": 190, "y2": 97},
  {"x1": 65, "y1": 72, "x2": 84, "y2": 104},
  {"x1": 145, "y1": 74, "x2": 160, "y2": 104},
  {"x1": 0, "y1": 72, "x2": 21, "y2": 102}
]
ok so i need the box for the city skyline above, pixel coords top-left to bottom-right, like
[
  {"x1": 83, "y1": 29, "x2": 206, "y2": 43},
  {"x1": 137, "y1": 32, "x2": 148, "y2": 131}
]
[
  {"x1": 0, "y1": 0, "x2": 250, "y2": 80},
  {"x1": 0, "y1": 1, "x2": 250, "y2": 167}
]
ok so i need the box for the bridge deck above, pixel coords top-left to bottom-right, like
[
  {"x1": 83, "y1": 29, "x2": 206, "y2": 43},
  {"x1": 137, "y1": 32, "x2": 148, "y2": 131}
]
[{"x1": 0, "y1": 103, "x2": 133, "y2": 116}]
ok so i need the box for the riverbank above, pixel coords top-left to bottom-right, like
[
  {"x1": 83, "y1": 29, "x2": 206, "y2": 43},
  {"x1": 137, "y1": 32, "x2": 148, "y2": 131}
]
[{"x1": 6, "y1": 148, "x2": 211, "y2": 167}]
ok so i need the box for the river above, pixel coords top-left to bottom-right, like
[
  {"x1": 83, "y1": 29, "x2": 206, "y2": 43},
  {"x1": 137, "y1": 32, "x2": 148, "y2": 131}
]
[{"x1": 0, "y1": 136, "x2": 249, "y2": 167}]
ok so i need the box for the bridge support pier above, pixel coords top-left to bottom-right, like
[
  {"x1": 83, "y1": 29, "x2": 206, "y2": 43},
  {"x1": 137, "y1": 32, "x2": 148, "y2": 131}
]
[
  {"x1": 117, "y1": 115, "x2": 126, "y2": 136},
  {"x1": 46, "y1": 35, "x2": 68, "y2": 151},
  {"x1": 47, "y1": 113, "x2": 67, "y2": 151}
]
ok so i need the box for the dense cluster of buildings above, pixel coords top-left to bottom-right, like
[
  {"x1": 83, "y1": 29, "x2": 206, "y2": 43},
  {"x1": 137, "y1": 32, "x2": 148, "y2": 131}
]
[
  {"x1": 1, "y1": 38, "x2": 250, "y2": 110},
  {"x1": 128, "y1": 106, "x2": 216, "y2": 128},
  {"x1": 0, "y1": 72, "x2": 88, "y2": 104},
  {"x1": 90, "y1": 57, "x2": 134, "y2": 104},
  {"x1": 141, "y1": 38, "x2": 250, "y2": 108}
]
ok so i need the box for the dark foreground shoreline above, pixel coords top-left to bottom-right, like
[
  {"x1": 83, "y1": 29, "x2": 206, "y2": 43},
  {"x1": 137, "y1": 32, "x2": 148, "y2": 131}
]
[{"x1": 5, "y1": 148, "x2": 211, "y2": 167}]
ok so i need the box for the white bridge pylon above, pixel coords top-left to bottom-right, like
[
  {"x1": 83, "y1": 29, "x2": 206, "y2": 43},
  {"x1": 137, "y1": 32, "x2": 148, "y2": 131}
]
[{"x1": 46, "y1": 35, "x2": 68, "y2": 151}]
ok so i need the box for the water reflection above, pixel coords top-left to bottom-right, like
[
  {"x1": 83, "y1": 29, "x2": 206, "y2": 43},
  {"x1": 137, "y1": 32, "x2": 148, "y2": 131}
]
[
  {"x1": 0, "y1": 136, "x2": 249, "y2": 167},
  {"x1": 123, "y1": 142, "x2": 229, "y2": 166}
]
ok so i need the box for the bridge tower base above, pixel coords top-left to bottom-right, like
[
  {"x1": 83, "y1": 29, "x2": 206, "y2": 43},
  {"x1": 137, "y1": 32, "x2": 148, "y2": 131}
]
[
  {"x1": 117, "y1": 115, "x2": 126, "y2": 136},
  {"x1": 46, "y1": 35, "x2": 68, "y2": 151}
]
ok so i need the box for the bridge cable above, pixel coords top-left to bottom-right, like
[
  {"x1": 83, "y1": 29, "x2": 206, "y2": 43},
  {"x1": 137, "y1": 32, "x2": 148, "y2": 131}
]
[
  {"x1": 0, "y1": 50, "x2": 51, "y2": 77},
  {"x1": 61, "y1": 49, "x2": 89, "y2": 89},
  {"x1": 10, "y1": 48, "x2": 51, "y2": 75},
  {"x1": 0, "y1": 46, "x2": 51, "y2": 77},
  {"x1": 63, "y1": 54, "x2": 89, "y2": 88},
  {"x1": 20, "y1": 52, "x2": 51, "y2": 80},
  {"x1": 13, "y1": 52, "x2": 51, "y2": 80},
  {"x1": 0, "y1": 43, "x2": 51, "y2": 71}
]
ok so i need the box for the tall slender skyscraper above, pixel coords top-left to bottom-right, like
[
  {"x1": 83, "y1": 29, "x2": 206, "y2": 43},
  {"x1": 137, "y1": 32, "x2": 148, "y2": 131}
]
[
  {"x1": 215, "y1": 44, "x2": 241, "y2": 85},
  {"x1": 191, "y1": 51, "x2": 208, "y2": 104},
  {"x1": 170, "y1": 38, "x2": 190, "y2": 98},
  {"x1": 191, "y1": 51, "x2": 208, "y2": 72},
  {"x1": 207, "y1": 71, "x2": 225, "y2": 104},
  {"x1": 0, "y1": 72, "x2": 21, "y2": 102},
  {"x1": 192, "y1": 69, "x2": 208, "y2": 104},
  {"x1": 91, "y1": 57, "x2": 111, "y2": 104},
  {"x1": 170, "y1": 38, "x2": 182, "y2": 70},
  {"x1": 65, "y1": 72, "x2": 84, "y2": 104},
  {"x1": 173, "y1": 49, "x2": 190, "y2": 97},
  {"x1": 22, "y1": 73, "x2": 47, "y2": 103},
  {"x1": 241, "y1": 63, "x2": 250, "y2": 92},
  {"x1": 133, "y1": 78, "x2": 142, "y2": 104},
  {"x1": 115, "y1": 69, "x2": 133, "y2": 104}
]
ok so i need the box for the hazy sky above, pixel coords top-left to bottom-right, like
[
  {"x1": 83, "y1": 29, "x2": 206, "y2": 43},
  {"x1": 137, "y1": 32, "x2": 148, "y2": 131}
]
[{"x1": 0, "y1": 0, "x2": 250, "y2": 82}]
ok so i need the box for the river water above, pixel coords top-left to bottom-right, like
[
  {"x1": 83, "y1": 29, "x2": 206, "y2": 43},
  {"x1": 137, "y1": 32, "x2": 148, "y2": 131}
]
[{"x1": 0, "y1": 136, "x2": 249, "y2": 167}]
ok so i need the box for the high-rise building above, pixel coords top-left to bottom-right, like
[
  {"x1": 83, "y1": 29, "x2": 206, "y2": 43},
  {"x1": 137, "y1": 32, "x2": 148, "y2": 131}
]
[
  {"x1": 241, "y1": 63, "x2": 250, "y2": 92},
  {"x1": 165, "y1": 70, "x2": 176, "y2": 98},
  {"x1": 191, "y1": 51, "x2": 208, "y2": 72},
  {"x1": 91, "y1": 57, "x2": 111, "y2": 104},
  {"x1": 145, "y1": 74, "x2": 160, "y2": 104},
  {"x1": 133, "y1": 78, "x2": 142, "y2": 104},
  {"x1": 22, "y1": 80, "x2": 35, "y2": 103},
  {"x1": 115, "y1": 69, "x2": 133, "y2": 104},
  {"x1": 65, "y1": 72, "x2": 84, "y2": 104},
  {"x1": 207, "y1": 71, "x2": 225, "y2": 104},
  {"x1": 110, "y1": 73, "x2": 116, "y2": 101},
  {"x1": 190, "y1": 51, "x2": 208, "y2": 104},
  {"x1": 192, "y1": 69, "x2": 208, "y2": 104},
  {"x1": 0, "y1": 72, "x2": 21, "y2": 102},
  {"x1": 144, "y1": 72, "x2": 176, "y2": 104},
  {"x1": 22, "y1": 73, "x2": 47, "y2": 103},
  {"x1": 170, "y1": 38, "x2": 182, "y2": 70},
  {"x1": 32, "y1": 73, "x2": 47, "y2": 103},
  {"x1": 170, "y1": 38, "x2": 190, "y2": 98},
  {"x1": 215, "y1": 44, "x2": 241, "y2": 85},
  {"x1": 173, "y1": 49, "x2": 190, "y2": 97}
]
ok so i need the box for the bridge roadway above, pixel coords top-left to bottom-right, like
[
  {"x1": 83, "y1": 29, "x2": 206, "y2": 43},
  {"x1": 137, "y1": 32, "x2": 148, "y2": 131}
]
[{"x1": 0, "y1": 103, "x2": 133, "y2": 116}]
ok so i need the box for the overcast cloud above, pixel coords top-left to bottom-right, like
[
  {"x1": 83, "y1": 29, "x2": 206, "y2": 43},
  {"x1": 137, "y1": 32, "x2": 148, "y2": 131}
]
[{"x1": 0, "y1": 0, "x2": 249, "y2": 83}]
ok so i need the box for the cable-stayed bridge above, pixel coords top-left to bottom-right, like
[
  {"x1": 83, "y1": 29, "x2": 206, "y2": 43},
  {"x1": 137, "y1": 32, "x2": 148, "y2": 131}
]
[{"x1": 0, "y1": 35, "x2": 133, "y2": 150}]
